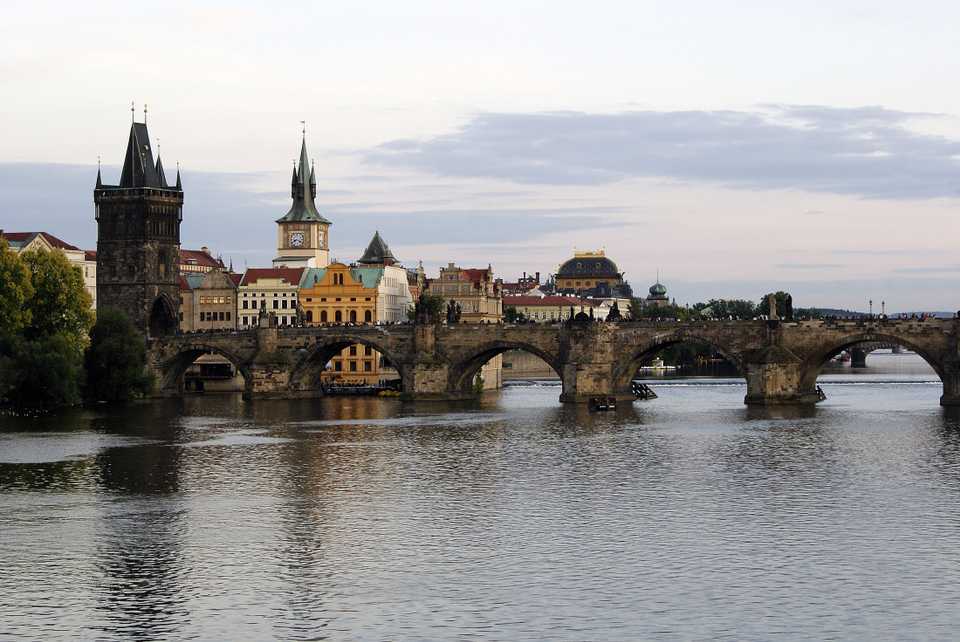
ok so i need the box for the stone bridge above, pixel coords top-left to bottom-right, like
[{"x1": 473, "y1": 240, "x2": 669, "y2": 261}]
[{"x1": 147, "y1": 317, "x2": 960, "y2": 406}]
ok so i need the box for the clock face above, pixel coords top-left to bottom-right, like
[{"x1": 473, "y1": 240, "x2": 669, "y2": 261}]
[{"x1": 290, "y1": 232, "x2": 305, "y2": 248}]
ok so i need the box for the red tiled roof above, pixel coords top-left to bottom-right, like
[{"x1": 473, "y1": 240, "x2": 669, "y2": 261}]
[
  {"x1": 180, "y1": 249, "x2": 224, "y2": 268},
  {"x1": 84, "y1": 250, "x2": 97, "y2": 261},
  {"x1": 240, "y1": 267, "x2": 304, "y2": 287},
  {"x1": 462, "y1": 268, "x2": 491, "y2": 282},
  {"x1": 178, "y1": 275, "x2": 192, "y2": 291},
  {"x1": 228, "y1": 273, "x2": 243, "y2": 286},
  {"x1": 504, "y1": 295, "x2": 599, "y2": 307},
  {"x1": 2, "y1": 232, "x2": 81, "y2": 251}
]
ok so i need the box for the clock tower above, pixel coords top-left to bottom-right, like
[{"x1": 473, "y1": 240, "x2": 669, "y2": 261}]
[{"x1": 273, "y1": 133, "x2": 331, "y2": 268}]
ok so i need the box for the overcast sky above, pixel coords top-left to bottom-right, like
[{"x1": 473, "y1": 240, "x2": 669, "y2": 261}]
[{"x1": 2, "y1": 1, "x2": 958, "y2": 311}]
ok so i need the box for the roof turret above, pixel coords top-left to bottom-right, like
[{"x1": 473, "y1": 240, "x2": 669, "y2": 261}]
[
  {"x1": 156, "y1": 156, "x2": 168, "y2": 188},
  {"x1": 357, "y1": 230, "x2": 398, "y2": 265}
]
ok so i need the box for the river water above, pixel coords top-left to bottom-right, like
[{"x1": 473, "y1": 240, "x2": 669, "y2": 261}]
[{"x1": 2, "y1": 354, "x2": 960, "y2": 641}]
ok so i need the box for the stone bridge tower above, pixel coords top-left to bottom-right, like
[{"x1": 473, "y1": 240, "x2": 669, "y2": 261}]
[{"x1": 94, "y1": 114, "x2": 183, "y2": 337}]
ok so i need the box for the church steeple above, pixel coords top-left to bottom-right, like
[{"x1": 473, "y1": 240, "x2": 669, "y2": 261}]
[
  {"x1": 275, "y1": 133, "x2": 331, "y2": 224},
  {"x1": 119, "y1": 121, "x2": 163, "y2": 188}
]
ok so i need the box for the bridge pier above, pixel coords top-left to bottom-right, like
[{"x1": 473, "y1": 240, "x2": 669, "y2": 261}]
[
  {"x1": 743, "y1": 346, "x2": 817, "y2": 406},
  {"x1": 942, "y1": 363, "x2": 960, "y2": 407}
]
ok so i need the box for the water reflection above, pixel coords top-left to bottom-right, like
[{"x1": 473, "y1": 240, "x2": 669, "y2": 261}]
[{"x1": 2, "y1": 362, "x2": 960, "y2": 640}]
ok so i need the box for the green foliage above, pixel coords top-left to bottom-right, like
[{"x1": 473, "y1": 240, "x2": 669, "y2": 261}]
[
  {"x1": 628, "y1": 298, "x2": 644, "y2": 320},
  {"x1": 0, "y1": 247, "x2": 94, "y2": 412},
  {"x1": 84, "y1": 309, "x2": 151, "y2": 403},
  {"x1": 417, "y1": 293, "x2": 446, "y2": 323},
  {"x1": 0, "y1": 239, "x2": 34, "y2": 337},
  {"x1": 693, "y1": 298, "x2": 757, "y2": 320},
  {"x1": 473, "y1": 372, "x2": 485, "y2": 394},
  {"x1": 504, "y1": 306, "x2": 527, "y2": 323},
  {"x1": 20, "y1": 249, "x2": 93, "y2": 346},
  {"x1": 0, "y1": 333, "x2": 84, "y2": 412},
  {"x1": 631, "y1": 303, "x2": 691, "y2": 321},
  {"x1": 758, "y1": 291, "x2": 793, "y2": 319}
]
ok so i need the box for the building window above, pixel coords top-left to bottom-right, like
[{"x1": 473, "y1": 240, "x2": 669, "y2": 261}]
[
  {"x1": 349, "y1": 310, "x2": 357, "y2": 323},
  {"x1": 320, "y1": 311, "x2": 327, "y2": 323},
  {"x1": 243, "y1": 317, "x2": 248, "y2": 326},
  {"x1": 364, "y1": 361, "x2": 372, "y2": 372},
  {"x1": 226, "y1": 311, "x2": 231, "y2": 321},
  {"x1": 273, "y1": 300, "x2": 279, "y2": 309},
  {"x1": 349, "y1": 345, "x2": 357, "y2": 356},
  {"x1": 282, "y1": 300, "x2": 288, "y2": 309},
  {"x1": 335, "y1": 310, "x2": 342, "y2": 322},
  {"x1": 306, "y1": 311, "x2": 313, "y2": 322},
  {"x1": 335, "y1": 361, "x2": 342, "y2": 371},
  {"x1": 364, "y1": 310, "x2": 372, "y2": 323},
  {"x1": 364, "y1": 345, "x2": 373, "y2": 356},
  {"x1": 243, "y1": 301, "x2": 248, "y2": 309},
  {"x1": 349, "y1": 361, "x2": 357, "y2": 372}
]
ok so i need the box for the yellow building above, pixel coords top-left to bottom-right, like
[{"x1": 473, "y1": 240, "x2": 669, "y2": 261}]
[{"x1": 298, "y1": 232, "x2": 414, "y2": 386}]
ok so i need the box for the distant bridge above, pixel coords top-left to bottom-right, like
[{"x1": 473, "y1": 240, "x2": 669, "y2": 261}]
[{"x1": 148, "y1": 318, "x2": 960, "y2": 406}]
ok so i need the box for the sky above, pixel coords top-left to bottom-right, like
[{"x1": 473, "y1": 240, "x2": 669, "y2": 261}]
[{"x1": 2, "y1": 0, "x2": 959, "y2": 311}]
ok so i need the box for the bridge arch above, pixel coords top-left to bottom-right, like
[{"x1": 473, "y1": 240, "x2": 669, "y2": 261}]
[
  {"x1": 449, "y1": 340, "x2": 563, "y2": 395},
  {"x1": 158, "y1": 342, "x2": 252, "y2": 394},
  {"x1": 287, "y1": 335, "x2": 407, "y2": 393},
  {"x1": 799, "y1": 331, "x2": 945, "y2": 393},
  {"x1": 613, "y1": 331, "x2": 747, "y2": 393}
]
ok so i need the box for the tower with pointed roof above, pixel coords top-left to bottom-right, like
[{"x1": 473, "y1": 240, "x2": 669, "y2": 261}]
[
  {"x1": 94, "y1": 115, "x2": 183, "y2": 337},
  {"x1": 273, "y1": 133, "x2": 332, "y2": 268}
]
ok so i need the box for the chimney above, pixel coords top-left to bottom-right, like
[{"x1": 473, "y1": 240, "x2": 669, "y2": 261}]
[
  {"x1": 201, "y1": 246, "x2": 210, "y2": 255},
  {"x1": 535, "y1": 271, "x2": 540, "y2": 283}
]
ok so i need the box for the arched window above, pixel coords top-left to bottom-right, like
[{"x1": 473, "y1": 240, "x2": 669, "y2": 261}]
[
  {"x1": 349, "y1": 310, "x2": 357, "y2": 323},
  {"x1": 364, "y1": 310, "x2": 372, "y2": 323},
  {"x1": 335, "y1": 310, "x2": 342, "y2": 322},
  {"x1": 306, "y1": 310, "x2": 313, "y2": 322},
  {"x1": 320, "y1": 310, "x2": 327, "y2": 323}
]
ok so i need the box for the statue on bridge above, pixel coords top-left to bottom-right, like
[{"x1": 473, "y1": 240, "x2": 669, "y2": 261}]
[
  {"x1": 606, "y1": 301, "x2": 622, "y2": 322},
  {"x1": 446, "y1": 299, "x2": 462, "y2": 324}
]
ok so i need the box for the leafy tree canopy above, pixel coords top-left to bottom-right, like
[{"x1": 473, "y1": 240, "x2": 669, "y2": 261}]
[
  {"x1": 0, "y1": 239, "x2": 34, "y2": 337},
  {"x1": 84, "y1": 309, "x2": 152, "y2": 403},
  {"x1": 21, "y1": 249, "x2": 93, "y2": 346}
]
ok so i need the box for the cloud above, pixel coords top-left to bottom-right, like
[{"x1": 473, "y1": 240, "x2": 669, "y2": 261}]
[
  {"x1": 775, "y1": 263, "x2": 846, "y2": 269},
  {"x1": 366, "y1": 106, "x2": 960, "y2": 199},
  {"x1": 893, "y1": 265, "x2": 960, "y2": 273},
  {"x1": 0, "y1": 163, "x2": 617, "y2": 265}
]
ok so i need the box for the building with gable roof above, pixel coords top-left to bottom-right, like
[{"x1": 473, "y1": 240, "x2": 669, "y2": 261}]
[
  {"x1": 178, "y1": 270, "x2": 239, "y2": 332},
  {"x1": 273, "y1": 134, "x2": 332, "y2": 269},
  {"x1": 237, "y1": 267, "x2": 304, "y2": 327}
]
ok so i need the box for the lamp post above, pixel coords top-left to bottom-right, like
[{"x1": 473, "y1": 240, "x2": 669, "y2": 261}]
[{"x1": 869, "y1": 299, "x2": 873, "y2": 318}]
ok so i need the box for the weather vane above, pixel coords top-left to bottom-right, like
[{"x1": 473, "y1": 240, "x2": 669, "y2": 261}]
[
  {"x1": 130, "y1": 101, "x2": 135, "y2": 123},
  {"x1": 144, "y1": 103, "x2": 148, "y2": 124},
  {"x1": 300, "y1": 120, "x2": 306, "y2": 136}
]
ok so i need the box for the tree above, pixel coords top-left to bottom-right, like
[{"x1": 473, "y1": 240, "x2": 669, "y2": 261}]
[
  {"x1": 757, "y1": 291, "x2": 793, "y2": 320},
  {"x1": 20, "y1": 249, "x2": 93, "y2": 346},
  {"x1": 504, "y1": 306, "x2": 526, "y2": 323},
  {"x1": 84, "y1": 309, "x2": 152, "y2": 403},
  {"x1": 0, "y1": 332, "x2": 84, "y2": 412},
  {"x1": 0, "y1": 247, "x2": 93, "y2": 412},
  {"x1": 628, "y1": 298, "x2": 644, "y2": 320},
  {"x1": 0, "y1": 239, "x2": 34, "y2": 337}
]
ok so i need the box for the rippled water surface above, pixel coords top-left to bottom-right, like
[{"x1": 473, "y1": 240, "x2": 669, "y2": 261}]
[{"x1": 2, "y1": 354, "x2": 960, "y2": 641}]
